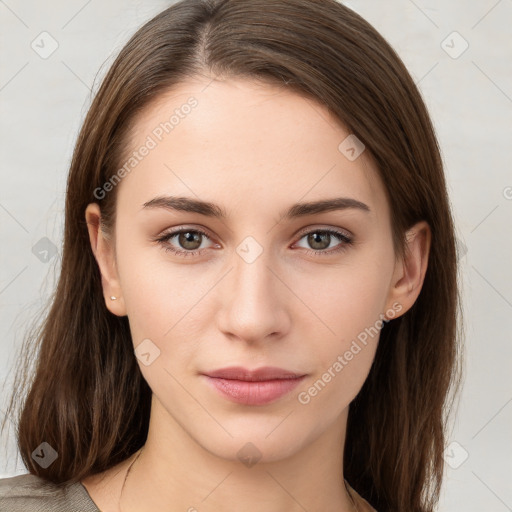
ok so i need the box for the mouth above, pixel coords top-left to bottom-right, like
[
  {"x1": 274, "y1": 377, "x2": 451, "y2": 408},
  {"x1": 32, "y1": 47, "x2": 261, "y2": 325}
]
[{"x1": 201, "y1": 366, "x2": 307, "y2": 406}]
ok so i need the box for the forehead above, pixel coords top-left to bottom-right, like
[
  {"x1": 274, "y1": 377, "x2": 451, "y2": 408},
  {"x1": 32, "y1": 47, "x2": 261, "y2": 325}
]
[{"x1": 116, "y1": 76, "x2": 387, "y2": 222}]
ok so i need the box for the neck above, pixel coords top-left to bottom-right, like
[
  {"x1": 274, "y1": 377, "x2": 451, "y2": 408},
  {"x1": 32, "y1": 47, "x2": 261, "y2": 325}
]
[{"x1": 118, "y1": 395, "x2": 357, "y2": 512}]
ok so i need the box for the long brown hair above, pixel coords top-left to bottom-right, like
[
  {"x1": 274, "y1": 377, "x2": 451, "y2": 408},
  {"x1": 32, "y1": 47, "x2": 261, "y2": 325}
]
[{"x1": 2, "y1": 1, "x2": 464, "y2": 510}]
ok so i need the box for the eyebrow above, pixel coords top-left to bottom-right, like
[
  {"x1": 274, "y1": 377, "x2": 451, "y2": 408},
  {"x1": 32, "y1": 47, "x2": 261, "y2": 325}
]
[{"x1": 141, "y1": 195, "x2": 371, "y2": 219}]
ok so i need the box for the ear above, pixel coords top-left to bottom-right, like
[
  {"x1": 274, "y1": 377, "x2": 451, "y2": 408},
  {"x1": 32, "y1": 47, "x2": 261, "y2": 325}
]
[
  {"x1": 85, "y1": 203, "x2": 127, "y2": 317},
  {"x1": 384, "y1": 220, "x2": 431, "y2": 320}
]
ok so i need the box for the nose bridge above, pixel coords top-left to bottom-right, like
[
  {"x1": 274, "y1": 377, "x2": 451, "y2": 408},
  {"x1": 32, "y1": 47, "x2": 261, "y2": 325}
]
[
  {"x1": 234, "y1": 242, "x2": 274, "y2": 300},
  {"x1": 219, "y1": 236, "x2": 289, "y2": 340}
]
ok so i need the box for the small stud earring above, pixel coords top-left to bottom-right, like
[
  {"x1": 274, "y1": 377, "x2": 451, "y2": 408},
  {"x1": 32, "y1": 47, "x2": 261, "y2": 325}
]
[{"x1": 110, "y1": 296, "x2": 118, "y2": 301}]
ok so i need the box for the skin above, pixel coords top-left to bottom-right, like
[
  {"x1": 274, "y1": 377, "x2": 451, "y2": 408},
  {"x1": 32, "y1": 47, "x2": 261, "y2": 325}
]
[{"x1": 83, "y1": 76, "x2": 431, "y2": 512}]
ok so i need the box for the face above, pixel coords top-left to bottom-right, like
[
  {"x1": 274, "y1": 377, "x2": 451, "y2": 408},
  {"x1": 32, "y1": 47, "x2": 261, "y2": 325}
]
[{"x1": 87, "y1": 76, "x2": 417, "y2": 464}]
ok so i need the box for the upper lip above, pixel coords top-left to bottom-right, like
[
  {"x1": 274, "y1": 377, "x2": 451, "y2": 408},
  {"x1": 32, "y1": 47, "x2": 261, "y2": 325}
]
[{"x1": 202, "y1": 366, "x2": 306, "y2": 381}]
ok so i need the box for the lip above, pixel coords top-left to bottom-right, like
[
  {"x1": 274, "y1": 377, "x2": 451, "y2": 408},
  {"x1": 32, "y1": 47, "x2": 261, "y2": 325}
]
[{"x1": 201, "y1": 366, "x2": 307, "y2": 405}]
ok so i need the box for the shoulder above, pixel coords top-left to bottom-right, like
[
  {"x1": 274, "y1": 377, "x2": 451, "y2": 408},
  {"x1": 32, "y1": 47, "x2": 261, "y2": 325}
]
[
  {"x1": 0, "y1": 473, "x2": 100, "y2": 512},
  {"x1": 345, "y1": 479, "x2": 378, "y2": 512}
]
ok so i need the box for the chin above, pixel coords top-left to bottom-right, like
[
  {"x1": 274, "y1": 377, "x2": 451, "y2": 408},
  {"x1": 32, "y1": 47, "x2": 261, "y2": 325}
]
[
  {"x1": 187, "y1": 418, "x2": 316, "y2": 466},
  {"x1": 203, "y1": 437, "x2": 304, "y2": 466}
]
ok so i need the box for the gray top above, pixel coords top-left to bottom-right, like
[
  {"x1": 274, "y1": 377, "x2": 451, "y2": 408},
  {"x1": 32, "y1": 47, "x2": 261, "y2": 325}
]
[{"x1": 0, "y1": 473, "x2": 100, "y2": 512}]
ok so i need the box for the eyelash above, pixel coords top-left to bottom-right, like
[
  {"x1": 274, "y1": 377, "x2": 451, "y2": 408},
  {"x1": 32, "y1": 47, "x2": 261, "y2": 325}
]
[{"x1": 155, "y1": 227, "x2": 354, "y2": 258}]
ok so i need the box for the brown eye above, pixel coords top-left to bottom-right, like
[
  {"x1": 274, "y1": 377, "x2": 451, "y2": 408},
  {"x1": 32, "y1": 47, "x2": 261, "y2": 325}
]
[
  {"x1": 294, "y1": 228, "x2": 353, "y2": 256},
  {"x1": 156, "y1": 228, "x2": 214, "y2": 257},
  {"x1": 177, "y1": 231, "x2": 203, "y2": 251},
  {"x1": 307, "y1": 232, "x2": 331, "y2": 250}
]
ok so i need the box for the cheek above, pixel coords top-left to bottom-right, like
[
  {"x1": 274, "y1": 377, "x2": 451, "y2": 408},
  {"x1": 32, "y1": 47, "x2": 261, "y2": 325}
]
[
  {"x1": 296, "y1": 293, "x2": 381, "y2": 414},
  {"x1": 115, "y1": 244, "x2": 208, "y2": 380},
  {"x1": 292, "y1": 259, "x2": 389, "y2": 400},
  {"x1": 115, "y1": 235, "x2": 189, "y2": 330},
  {"x1": 295, "y1": 259, "x2": 390, "y2": 343}
]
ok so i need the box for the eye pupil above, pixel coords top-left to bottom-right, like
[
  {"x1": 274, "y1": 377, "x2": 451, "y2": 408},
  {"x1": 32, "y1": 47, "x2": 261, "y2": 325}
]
[
  {"x1": 179, "y1": 231, "x2": 202, "y2": 250},
  {"x1": 308, "y1": 232, "x2": 330, "y2": 250}
]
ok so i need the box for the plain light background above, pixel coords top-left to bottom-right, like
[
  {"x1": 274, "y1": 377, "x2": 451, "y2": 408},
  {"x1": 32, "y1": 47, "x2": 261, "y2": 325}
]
[{"x1": 1, "y1": 0, "x2": 511, "y2": 510}]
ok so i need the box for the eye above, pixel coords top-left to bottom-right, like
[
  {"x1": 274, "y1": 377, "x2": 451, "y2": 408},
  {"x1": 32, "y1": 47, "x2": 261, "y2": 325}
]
[
  {"x1": 155, "y1": 228, "x2": 217, "y2": 258},
  {"x1": 294, "y1": 228, "x2": 354, "y2": 256}
]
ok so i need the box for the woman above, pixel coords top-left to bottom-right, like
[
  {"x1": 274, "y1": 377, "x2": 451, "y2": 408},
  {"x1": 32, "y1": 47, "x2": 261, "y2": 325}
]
[{"x1": 0, "y1": 0, "x2": 463, "y2": 510}]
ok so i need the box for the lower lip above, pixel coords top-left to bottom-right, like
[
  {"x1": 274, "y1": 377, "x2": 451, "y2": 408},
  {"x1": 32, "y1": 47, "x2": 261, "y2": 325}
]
[{"x1": 203, "y1": 375, "x2": 306, "y2": 405}]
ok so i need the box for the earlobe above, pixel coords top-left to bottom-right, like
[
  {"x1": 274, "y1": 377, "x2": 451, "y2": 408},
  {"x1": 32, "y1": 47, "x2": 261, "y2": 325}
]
[
  {"x1": 85, "y1": 203, "x2": 127, "y2": 317},
  {"x1": 385, "y1": 221, "x2": 431, "y2": 319}
]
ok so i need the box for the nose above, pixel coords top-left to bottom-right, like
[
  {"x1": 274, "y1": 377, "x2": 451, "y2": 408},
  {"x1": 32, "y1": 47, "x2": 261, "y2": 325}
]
[{"x1": 216, "y1": 248, "x2": 291, "y2": 344}]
